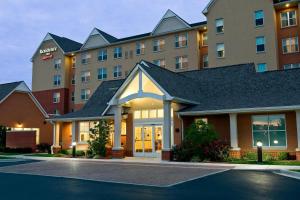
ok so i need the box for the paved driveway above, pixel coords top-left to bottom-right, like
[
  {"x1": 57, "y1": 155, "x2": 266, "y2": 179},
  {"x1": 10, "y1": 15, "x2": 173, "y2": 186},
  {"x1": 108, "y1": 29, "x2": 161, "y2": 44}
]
[{"x1": 0, "y1": 159, "x2": 231, "y2": 187}]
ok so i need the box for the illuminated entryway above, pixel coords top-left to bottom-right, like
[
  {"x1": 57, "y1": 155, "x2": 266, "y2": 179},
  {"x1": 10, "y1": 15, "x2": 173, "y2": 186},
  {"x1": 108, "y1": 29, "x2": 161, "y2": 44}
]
[{"x1": 134, "y1": 125, "x2": 162, "y2": 157}]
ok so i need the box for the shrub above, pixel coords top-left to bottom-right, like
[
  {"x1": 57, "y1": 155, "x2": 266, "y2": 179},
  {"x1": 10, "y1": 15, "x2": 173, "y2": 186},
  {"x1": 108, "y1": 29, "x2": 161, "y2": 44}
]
[
  {"x1": 242, "y1": 152, "x2": 257, "y2": 160},
  {"x1": 75, "y1": 150, "x2": 85, "y2": 157},
  {"x1": 0, "y1": 125, "x2": 8, "y2": 151},
  {"x1": 58, "y1": 149, "x2": 69, "y2": 155},
  {"x1": 278, "y1": 152, "x2": 289, "y2": 161},
  {"x1": 36, "y1": 143, "x2": 51, "y2": 153},
  {"x1": 203, "y1": 140, "x2": 230, "y2": 161},
  {"x1": 88, "y1": 120, "x2": 111, "y2": 157}
]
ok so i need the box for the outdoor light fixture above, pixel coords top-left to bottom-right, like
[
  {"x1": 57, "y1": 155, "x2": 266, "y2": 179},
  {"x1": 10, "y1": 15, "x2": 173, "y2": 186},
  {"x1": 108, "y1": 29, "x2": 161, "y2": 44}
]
[
  {"x1": 274, "y1": 140, "x2": 279, "y2": 144},
  {"x1": 72, "y1": 142, "x2": 77, "y2": 158},
  {"x1": 256, "y1": 141, "x2": 263, "y2": 163},
  {"x1": 285, "y1": 3, "x2": 290, "y2": 8}
]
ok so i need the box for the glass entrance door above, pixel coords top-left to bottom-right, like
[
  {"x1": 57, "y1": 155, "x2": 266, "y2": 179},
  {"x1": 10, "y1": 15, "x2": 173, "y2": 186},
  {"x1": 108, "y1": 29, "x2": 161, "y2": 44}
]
[{"x1": 134, "y1": 125, "x2": 163, "y2": 157}]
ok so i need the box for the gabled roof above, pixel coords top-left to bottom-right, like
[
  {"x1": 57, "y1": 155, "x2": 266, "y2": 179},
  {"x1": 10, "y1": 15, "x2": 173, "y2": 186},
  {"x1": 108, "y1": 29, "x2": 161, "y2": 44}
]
[
  {"x1": 202, "y1": 0, "x2": 216, "y2": 14},
  {"x1": 0, "y1": 81, "x2": 48, "y2": 117},
  {"x1": 32, "y1": 33, "x2": 82, "y2": 59},
  {"x1": 152, "y1": 9, "x2": 191, "y2": 35},
  {"x1": 81, "y1": 28, "x2": 118, "y2": 50},
  {"x1": 94, "y1": 28, "x2": 118, "y2": 43},
  {"x1": 52, "y1": 79, "x2": 124, "y2": 121}
]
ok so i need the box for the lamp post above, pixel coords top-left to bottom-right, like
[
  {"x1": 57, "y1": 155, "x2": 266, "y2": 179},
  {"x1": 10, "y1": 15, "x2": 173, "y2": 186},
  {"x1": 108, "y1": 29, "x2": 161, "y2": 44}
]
[
  {"x1": 72, "y1": 142, "x2": 77, "y2": 158},
  {"x1": 256, "y1": 141, "x2": 263, "y2": 163}
]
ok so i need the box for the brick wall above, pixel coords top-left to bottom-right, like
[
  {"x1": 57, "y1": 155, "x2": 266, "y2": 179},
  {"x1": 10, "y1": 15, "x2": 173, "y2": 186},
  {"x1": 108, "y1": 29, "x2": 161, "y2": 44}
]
[{"x1": 6, "y1": 131, "x2": 36, "y2": 150}]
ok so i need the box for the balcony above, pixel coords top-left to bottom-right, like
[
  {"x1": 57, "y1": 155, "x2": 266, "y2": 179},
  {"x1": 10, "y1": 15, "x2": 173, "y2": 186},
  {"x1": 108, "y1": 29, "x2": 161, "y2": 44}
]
[{"x1": 273, "y1": 0, "x2": 299, "y2": 9}]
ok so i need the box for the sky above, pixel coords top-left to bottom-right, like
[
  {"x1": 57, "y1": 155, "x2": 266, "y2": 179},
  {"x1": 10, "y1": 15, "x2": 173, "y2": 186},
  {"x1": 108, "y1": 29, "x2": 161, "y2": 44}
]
[{"x1": 0, "y1": 0, "x2": 210, "y2": 87}]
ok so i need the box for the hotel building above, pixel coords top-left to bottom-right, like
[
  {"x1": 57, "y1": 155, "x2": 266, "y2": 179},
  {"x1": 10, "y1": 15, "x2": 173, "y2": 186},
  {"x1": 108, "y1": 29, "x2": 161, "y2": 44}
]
[{"x1": 31, "y1": 0, "x2": 300, "y2": 160}]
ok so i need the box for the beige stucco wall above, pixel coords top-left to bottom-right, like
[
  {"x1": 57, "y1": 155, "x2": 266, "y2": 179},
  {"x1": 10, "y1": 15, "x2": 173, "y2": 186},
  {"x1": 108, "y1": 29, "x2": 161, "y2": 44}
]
[
  {"x1": 74, "y1": 29, "x2": 201, "y2": 104},
  {"x1": 206, "y1": 0, "x2": 279, "y2": 70},
  {"x1": 32, "y1": 39, "x2": 72, "y2": 92}
]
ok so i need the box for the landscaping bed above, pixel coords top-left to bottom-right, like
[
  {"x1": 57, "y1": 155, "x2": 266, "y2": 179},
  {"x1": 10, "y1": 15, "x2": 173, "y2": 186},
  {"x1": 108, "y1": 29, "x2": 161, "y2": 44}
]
[{"x1": 227, "y1": 159, "x2": 300, "y2": 166}]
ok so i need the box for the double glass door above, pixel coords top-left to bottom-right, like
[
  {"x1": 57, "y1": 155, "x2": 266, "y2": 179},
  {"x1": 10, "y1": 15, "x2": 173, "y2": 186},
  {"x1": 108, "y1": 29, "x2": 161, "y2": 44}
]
[{"x1": 134, "y1": 125, "x2": 162, "y2": 157}]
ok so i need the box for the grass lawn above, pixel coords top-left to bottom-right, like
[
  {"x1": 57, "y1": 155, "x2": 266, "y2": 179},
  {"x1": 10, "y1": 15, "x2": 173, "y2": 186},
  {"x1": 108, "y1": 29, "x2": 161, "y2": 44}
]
[
  {"x1": 227, "y1": 159, "x2": 300, "y2": 166},
  {"x1": 291, "y1": 170, "x2": 300, "y2": 172},
  {"x1": 0, "y1": 156, "x2": 15, "y2": 159}
]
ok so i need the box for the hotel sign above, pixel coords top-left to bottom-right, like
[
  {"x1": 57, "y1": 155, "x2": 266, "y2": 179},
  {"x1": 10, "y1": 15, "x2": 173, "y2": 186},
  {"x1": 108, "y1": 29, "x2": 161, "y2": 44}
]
[{"x1": 40, "y1": 47, "x2": 57, "y2": 60}]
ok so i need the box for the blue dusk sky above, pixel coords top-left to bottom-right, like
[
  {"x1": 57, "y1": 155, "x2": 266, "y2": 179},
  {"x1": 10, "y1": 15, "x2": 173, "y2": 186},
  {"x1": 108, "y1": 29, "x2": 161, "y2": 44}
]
[{"x1": 0, "y1": 0, "x2": 209, "y2": 87}]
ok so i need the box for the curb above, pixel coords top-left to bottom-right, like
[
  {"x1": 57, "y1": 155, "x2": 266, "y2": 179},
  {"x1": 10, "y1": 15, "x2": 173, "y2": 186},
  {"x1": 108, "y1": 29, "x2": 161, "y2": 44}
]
[{"x1": 274, "y1": 170, "x2": 300, "y2": 180}]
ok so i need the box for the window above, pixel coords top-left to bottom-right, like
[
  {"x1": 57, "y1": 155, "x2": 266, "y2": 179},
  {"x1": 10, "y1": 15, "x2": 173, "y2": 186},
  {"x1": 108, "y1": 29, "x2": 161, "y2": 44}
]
[
  {"x1": 114, "y1": 47, "x2": 122, "y2": 58},
  {"x1": 81, "y1": 89, "x2": 90, "y2": 101},
  {"x1": 153, "y1": 39, "x2": 165, "y2": 52},
  {"x1": 281, "y1": 10, "x2": 297, "y2": 28},
  {"x1": 79, "y1": 122, "x2": 95, "y2": 142},
  {"x1": 54, "y1": 59, "x2": 61, "y2": 70},
  {"x1": 98, "y1": 49, "x2": 107, "y2": 61},
  {"x1": 113, "y1": 65, "x2": 122, "y2": 78},
  {"x1": 136, "y1": 42, "x2": 145, "y2": 55},
  {"x1": 216, "y1": 43, "x2": 225, "y2": 58},
  {"x1": 153, "y1": 59, "x2": 166, "y2": 68},
  {"x1": 133, "y1": 109, "x2": 166, "y2": 119},
  {"x1": 72, "y1": 57, "x2": 76, "y2": 68},
  {"x1": 284, "y1": 63, "x2": 300, "y2": 69},
  {"x1": 202, "y1": 32, "x2": 208, "y2": 46},
  {"x1": 81, "y1": 71, "x2": 91, "y2": 83},
  {"x1": 98, "y1": 68, "x2": 107, "y2": 80},
  {"x1": 203, "y1": 55, "x2": 208, "y2": 68},
  {"x1": 53, "y1": 92, "x2": 60, "y2": 103},
  {"x1": 257, "y1": 63, "x2": 267, "y2": 72},
  {"x1": 175, "y1": 33, "x2": 188, "y2": 48},
  {"x1": 282, "y1": 37, "x2": 299, "y2": 54},
  {"x1": 71, "y1": 75, "x2": 75, "y2": 85},
  {"x1": 54, "y1": 109, "x2": 60, "y2": 115},
  {"x1": 216, "y1": 18, "x2": 224, "y2": 33},
  {"x1": 256, "y1": 36, "x2": 265, "y2": 53},
  {"x1": 71, "y1": 91, "x2": 75, "y2": 102},
  {"x1": 175, "y1": 56, "x2": 188, "y2": 69},
  {"x1": 53, "y1": 75, "x2": 61, "y2": 86},
  {"x1": 255, "y1": 10, "x2": 264, "y2": 27},
  {"x1": 252, "y1": 115, "x2": 286, "y2": 147},
  {"x1": 81, "y1": 53, "x2": 91, "y2": 64}
]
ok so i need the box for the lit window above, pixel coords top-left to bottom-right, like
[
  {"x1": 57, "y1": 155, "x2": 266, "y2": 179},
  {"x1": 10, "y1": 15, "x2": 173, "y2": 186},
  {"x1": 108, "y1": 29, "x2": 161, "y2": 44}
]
[
  {"x1": 284, "y1": 63, "x2": 300, "y2": 69},
  {"x1": 252, "y1": 115, "x2": 286, "y2": 147},
  {"x1": 98, "y1": 68, "x2": 107, "y2": 80},
  {"x1": 282, "y1": 37, "x2": 299, "y2": 54},
  {"x1": 98, "y1": 49, "x2": 107, "y2": 61},
  {"x1": 203, "y1": 55, "x2": 208, "y2": 68},
  {"x1": 142, "y1": 110, "x2": 149, "y2": 119},
  {"x1": 72, "y1": 57, "x2": 76, "y2": 68},
  {"x1": 257, "y1": 63, "x2": 267, "y2": 72},
  {"x1": 281, "y1": 10, "x2": 297, "y2": 28},
  {"x1": 153, "y1": 59, "x2": 166, "y2": 68},
  {"x1": 114, "y1": 47, "x2": 122, "y2": 58},
  {"x1": 202, "y1": 32, "x2": 208, "y2": 46},
  {"x1": 175, "y1": 33, "x2": 188, "y2": 48},
  {"x1": 256, "y1": 36, "x2": 265, "y2": 53},
  {"x1": 136, "y1": 42, "x2": 145, "y2": 55},
  {"x1": 157, "y1": 109, "x2": 164, "y2": 118},
  {"x1": 216, "y1": 18, "x2": 224, "y2": 33},
  {"x1": 255, "y1": 10, "x2": 264, "y2": 27},
  {"x1": 81, "y1": 53, "x2": 91, "y2": 64},
  {"x1": 113, "y1": 65, "x2": 122, "y2": 78},
  {"x1": 81, "y1": 71, "x2": 91, "y2": 83},
  {"x1": 54, "y1": 59, "x2": 61, "y2": 70},
  {"x1": 53, "y1": 75, "x2": 61, "y2": 86},
  {"x1": 175, "y1": 56, "x2": 188, "y2": 69},
  {"x1": 149, "y1": 110, "x2": 157, "y2": 118},
  {"x1": 153, "y1": 39, "x2": 165, "y2": 52},
  {"x1": 134, "y1": 110, "x2": 141, "y2": 119},
  {"x1": 79, "y1": 122, "x2": 95, "y2": 142},
  {"x1": 81, "y1": 89, "x2": 90, "y2": 101},
  {"x1": 216, "y1": 43, "x2": 225, "y2": 58},
  {"x1": 195, "y1": 118, "x2": 208, "y2": 124},
  {"x1": 53, "y1": 92, "x2": 60, "y2": 103}
]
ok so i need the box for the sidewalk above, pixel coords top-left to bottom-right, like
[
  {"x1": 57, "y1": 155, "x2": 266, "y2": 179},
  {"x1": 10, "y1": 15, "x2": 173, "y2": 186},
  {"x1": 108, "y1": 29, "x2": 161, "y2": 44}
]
[{"x1": 12, "y1": 155, "x2": 300, "y2": 171}]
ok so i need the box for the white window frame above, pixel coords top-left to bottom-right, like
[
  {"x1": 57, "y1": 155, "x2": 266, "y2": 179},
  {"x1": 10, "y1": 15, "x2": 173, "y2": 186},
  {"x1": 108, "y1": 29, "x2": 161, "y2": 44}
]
[
  {"x1": 53, "y1": 75, "x2": 61, "y2": 86},
  {"x1": 54, "y1": 59, "x2": 61, "y2": 70},
  {"x1": 283, "y1": 63, "x2": 300, "y2": 69},
  {"x1": 282, "y1": 37, "x2": 299, "y2": 54},
  {"x1": 81, "y1": 89, "x2": 90, "y2": 101},
  {"x1": 202, "y1": 32, "x2": 208, "y2": 46},
  {"x1": 175, "y1": 56, "x2": 188, "y2": 69},
  {"x1": 280, "y1": 10, "x2": 297, "y2": 28},
  {"x1": 113, "y1": 65, "x2": 122, "y2": 78},
  {"x1": 114, "y1": 47, "x2": 122, "y2": 59},
  {"x1": 256, "y1": 36, "x2": 266, "y2": 53},
  {"x1": 254, "y1": 10, "x2": 264, "y2": 27},
  {"x1": 215, "y1": 18, "x2": 224, "y2": 34},
  {"x1": 98, "y1": 49, "x2": 107, "y2": 61},
  {"x1": 81, "y1": 71, "x2": 91, "y2": 83},
  {"x1": 81, "y1": 53, "x2": 91, "y2": 64},
  {"x1": 216, "y1": 43, "x2": 225, "y2": 58},
  {"x1": 98, "y1": 67, "x2": 107, "y2": 80},
  {"x1": 153, "y1": 39, "x2": 165, "y2": 52},
  {"x1": 175, "y1": 33, "x2": 188, "y2": 48},
  {"x1": 136, "y1": 42, "x2": 145, "y2": 55},
  {"x1": 203, "y1": 55, "x2": 208, "y2": 68},
  {"x1": 53, "y1": 92, "x2": 60, "y2": 103},
  {"x1": 153, "y1": 59, "x2": 166, "y2": 68},
  {"x1": 257, "y1": 63, "x2": 267, "y2": 72}
]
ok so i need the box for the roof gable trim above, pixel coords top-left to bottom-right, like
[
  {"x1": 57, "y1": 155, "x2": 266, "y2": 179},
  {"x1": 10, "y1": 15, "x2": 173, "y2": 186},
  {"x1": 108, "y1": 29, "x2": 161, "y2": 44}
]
[
  {"x1": 80, "y1": 28, "x2": 111, "y2": 50},
  {"x1": 202, "y1": 0, "x2": 216, "y2": 14}
]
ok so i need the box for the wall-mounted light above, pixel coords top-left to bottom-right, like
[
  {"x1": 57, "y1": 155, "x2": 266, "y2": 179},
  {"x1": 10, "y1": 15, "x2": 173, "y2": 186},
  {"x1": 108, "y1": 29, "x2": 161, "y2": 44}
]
[
  {"x1": 16, "y1": 122, "x2": 23, "y2": 128},
  {"x1": 285, "y1": 3, "x2": 290, "y2": 8},
  {"x1": 274, "y1": 140, "x2": 279, "y2": 144}
]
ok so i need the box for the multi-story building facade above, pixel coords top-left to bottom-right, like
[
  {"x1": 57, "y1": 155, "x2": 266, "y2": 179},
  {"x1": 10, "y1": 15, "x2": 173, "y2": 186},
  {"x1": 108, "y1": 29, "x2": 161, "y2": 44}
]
[{"x1": 32, "y1": 0, "x2": 300, "y2": 117}]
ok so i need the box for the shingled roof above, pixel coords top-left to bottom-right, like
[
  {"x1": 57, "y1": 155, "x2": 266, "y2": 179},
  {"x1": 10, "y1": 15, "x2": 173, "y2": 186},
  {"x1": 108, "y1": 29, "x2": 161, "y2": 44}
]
[
  {"x1": 49, "y1": 33, "x2": 82, "y2": 53},
  {"x1": 0, "y1": 81, "x2": 23, "y2": 103}
]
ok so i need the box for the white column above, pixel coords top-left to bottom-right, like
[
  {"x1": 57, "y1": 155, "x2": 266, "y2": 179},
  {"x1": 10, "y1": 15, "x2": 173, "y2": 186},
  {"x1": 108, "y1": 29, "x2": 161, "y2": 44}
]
[
  {"x1": 163, "y1": 100, "x2": 171, "y2": 150},
  {"x1": 52, "y1": 122, "x2": 60, "y2": 147},
  {"x1": 229, "y1": 113, "x2": 240, "y2": 150},
  {"x1": 72, "y1": 121, "x2": 76, "y2": 144},
  {"x1": 296, "y1": 111, "x2": 300, "y2": 151},
  {"x1": 113, "y1": 105, "x2": 123, "y2": 150}
]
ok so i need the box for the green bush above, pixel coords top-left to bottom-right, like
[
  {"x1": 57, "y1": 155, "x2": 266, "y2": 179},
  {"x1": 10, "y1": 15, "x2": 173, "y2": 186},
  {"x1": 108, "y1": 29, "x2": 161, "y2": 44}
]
[
  {"x1": 58, "y1": 149, "x2": 69, "y2": 155},
  {"x1": 76, "y1": 150, "x2": 85, "y2": 157},
  {"x1": 242, "y1": 151, "x2": 289, "y2": 161},
  {"x1": 36, "y1": 143, "x2": 51, "y2": 153},
  {"x1": 242, "y1": 152, "x2": 257, "y2": 160},
  {"x1": 278, "y1": 152, "x2": 289, "y2": 161}
]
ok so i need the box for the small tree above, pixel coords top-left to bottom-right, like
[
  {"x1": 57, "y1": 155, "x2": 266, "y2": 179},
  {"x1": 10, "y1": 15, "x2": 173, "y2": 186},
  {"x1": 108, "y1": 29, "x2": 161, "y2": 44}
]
[
  {"x1": 88, "y1": 120, "x2": 110, "y2": 157},
  {"x1": 0, "y1": 125, "x2": 8, "y2": 152}
]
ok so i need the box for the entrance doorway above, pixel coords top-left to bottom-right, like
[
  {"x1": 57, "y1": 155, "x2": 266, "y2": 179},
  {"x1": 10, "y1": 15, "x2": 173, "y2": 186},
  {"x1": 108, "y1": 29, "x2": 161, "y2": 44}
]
[{"x1": 134, "y1": 125, "x2": 163, "y2": 157}]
